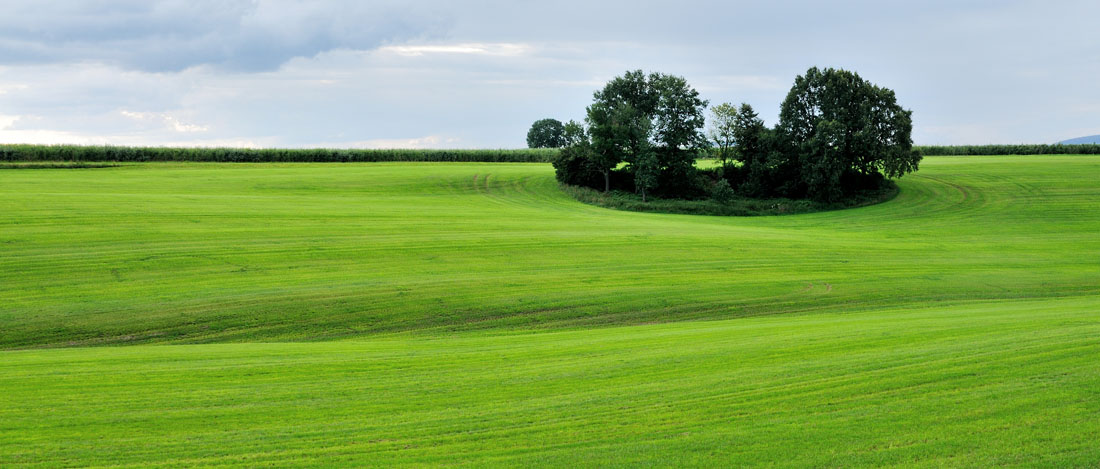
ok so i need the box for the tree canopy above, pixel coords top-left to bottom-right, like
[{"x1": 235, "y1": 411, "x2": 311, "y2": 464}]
[
  {"x1": 582, "y1": 70, "x2": 708, "y2": 196},
  {"x1": 778, "y1": 67, "x2": 921, "y2": 201},
  {"x1": 526, "y1": 118, "x2": 566, "y2": 148},
  {"x1": 553, "y1": 67, "x2": 921, "y2": 205},
  {"x1": 707, "y1": 103, "x2": 737, "y2": 166}
]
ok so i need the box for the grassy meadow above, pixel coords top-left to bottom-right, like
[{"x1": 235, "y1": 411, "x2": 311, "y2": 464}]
[{"x1": 2, "y1": 155, "x2": 1099, "y2": 466}]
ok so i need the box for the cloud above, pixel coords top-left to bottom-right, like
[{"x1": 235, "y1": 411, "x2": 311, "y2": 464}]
[
  {"x1": 0, "y1": 114, "x2": 19, "y2": 130},
  {"x1": 310, "y1": 135, "x2": 462, "y2": 149},
  {"x1": 0, "y1": 126, "x2": 114, "y2": 145},
  {"x1": 120, "y1": 110, "x2": 209, "y2": 133},
  {"x1": 378, "y1": 43, "x2": 531, "y2": 57},
  {"x1": 2, "y1": 1, "x2": 1100, "y2": 147},
  {"x1": 0, "y1": 84, "x2": 30, "y2": 95},
  {"x1": 0, "y1": 0, "x2": 447, "y2": 72}
]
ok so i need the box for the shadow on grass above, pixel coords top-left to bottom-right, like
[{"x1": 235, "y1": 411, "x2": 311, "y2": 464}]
[{"x1": 561, "y1": 182, "x2": 899, "y2": 216}]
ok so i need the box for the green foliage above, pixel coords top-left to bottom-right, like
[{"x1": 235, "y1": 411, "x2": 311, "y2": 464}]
[
  {"x1": 778, "y1": 66, "x2": 921, "y2": 202},
  {"x1": 633, "y1": 148, "x2": 659, "y2": 202},
  {"x1": 708, "y1": 178, "x2": 737, "y2": 203},
  {"x1": 728, "y1": 103, "x2": 773, "y2": 196},
  {"x1": 573, "y1": 70, "x2": 708, "y2": 197},
  {"x1": 526, "y1": 118, "x2": 566, "y2": 148},
  {"x1": 650, "y1": 73, "x2": 709, "y2": 175},
  {"x1": 567, "y1": 176, "x2": 894, "y2": 216},
  {"x1": 560, "y1": 67, "x2": 917, "y2": 205},
  {"x1": 0, "y1": 144, "x2": 559, "y2": 163},
  {"x1": 586, "y1": 72, "x2": 654, "y2": 192},
  {"x1": 551, "y1": 135, "x2": 601, "y2": 187},
  {"x1": 707, "y1": 102, "x2": 738, "y2": 165},
  {"x1": 561, "y1": 119, "x2": 587, "y2": 147}
]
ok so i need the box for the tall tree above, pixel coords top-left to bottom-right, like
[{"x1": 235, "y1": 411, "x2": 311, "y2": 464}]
[
  {"x1": 778, "y1": 67, "x2": 921, "y2": 202},
  {"x1": 584, "y1": 70, "x2": 707, "y2": 196},
  {"x1": 526, "y1": 118, "x2": 566, "y2": 148},
  {"x1": 586, "y1": 71, "x2": 655, "y2": 193},
  {"x1": 731, "y1": 103, "x2": 766, "y2": 168},
  {"x1": 634, "y1": 147, "x2": 659, "y2": 202},
  {"x1": 586, "y1": 102, "x2": 625, "y2": 192},
  {"x1": 729, "y1": 103, "x2": 771, "y2": 195},
  {"x1": 651, "y1": 73, "x2": 709, "y2": 178},
  {"x1": 707, "y1": 102, "x2": 738, "y2": 166}
]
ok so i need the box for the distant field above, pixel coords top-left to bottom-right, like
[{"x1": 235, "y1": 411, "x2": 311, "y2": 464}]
[{"x1": 2, "y1": 155, "x2": 1098, "y2": 466}]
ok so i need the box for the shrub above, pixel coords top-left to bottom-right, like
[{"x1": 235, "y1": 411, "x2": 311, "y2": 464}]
[{"x1": 709, "y1": 178, "x2": 736, "y2": 203}]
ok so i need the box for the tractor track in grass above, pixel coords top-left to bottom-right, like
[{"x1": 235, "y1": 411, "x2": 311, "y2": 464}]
[{"x1": 2, "y1": 156, "x2": 1099, "y2": 347}]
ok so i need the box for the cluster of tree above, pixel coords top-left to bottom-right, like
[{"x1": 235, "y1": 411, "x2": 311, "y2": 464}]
[
  {"x1": 534, "y1": 67, "x2": 922, "y2": 203},
  {"x1": 541, "y1": 70, "x2": 709, "y2": 201}
]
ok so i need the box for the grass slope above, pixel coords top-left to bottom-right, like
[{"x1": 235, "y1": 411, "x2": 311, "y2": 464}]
[
  {"x1": 3, "y1": 296, "x2": 1098, "y2": 466},
  {"x1": 2, "y1": 155, "x2": 1099, "y2": 466},
  {"x1": 2, "y1": 156, "x2": 1098, "y2": 348}
]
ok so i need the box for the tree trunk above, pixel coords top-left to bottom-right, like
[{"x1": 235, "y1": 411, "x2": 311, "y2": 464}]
[{"x1": 603, "y1": 171, "x2": 610, "y2": 193}]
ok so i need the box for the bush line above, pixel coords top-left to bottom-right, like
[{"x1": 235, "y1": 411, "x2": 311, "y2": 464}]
[{"x1": 0, "y1": 144, "x2": 559, "y2": 163}]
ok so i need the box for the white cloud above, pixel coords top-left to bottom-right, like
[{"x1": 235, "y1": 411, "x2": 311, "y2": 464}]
[
  {"x1": 120, "y1": 110, "x2": 209, "y2": 133},
  {"x1": 0, "y1": 84, "x2": 29, "y2": 95},
  {"x1": 480, "y1": 78, "x2": 605, "y2": 88},
  {"x1": 0, "y1": 124, "x2": 270, "y2": 147},
  {"x1": 0, "y1": 127, "x2": 108, "y2": 145},
  {"x1": 0, "y1": 114, "x2": 19, "y2": 130},
  {"x1": 378, "y1": 42, "x2": 531, "y2": 57},
  {"x1": 310, "y1": 135, "x2": 462, "y2": 149}
]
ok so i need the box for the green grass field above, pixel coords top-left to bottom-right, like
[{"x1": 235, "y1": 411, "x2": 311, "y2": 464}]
[{"x1": 2, "y1": 155, "x2": 1099, "y2": 466}]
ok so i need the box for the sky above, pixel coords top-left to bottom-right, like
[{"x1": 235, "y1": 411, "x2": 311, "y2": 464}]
[{"x1": 0, "y1": 0, "x2": 1098, "y2": 149}]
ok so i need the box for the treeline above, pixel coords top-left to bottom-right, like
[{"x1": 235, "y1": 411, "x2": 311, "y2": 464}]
[
  {"x1": 915, "y1": 144, "x2": 1100, "y2": 156},
  {"x1": 0, "y1": 144, "x2": 557, "y2": 163}
]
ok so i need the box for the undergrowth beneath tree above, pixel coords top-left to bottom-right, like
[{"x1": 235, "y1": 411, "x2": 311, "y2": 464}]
[{"x1": 561, "y1": 180, "x2": 898, "y2": 216}]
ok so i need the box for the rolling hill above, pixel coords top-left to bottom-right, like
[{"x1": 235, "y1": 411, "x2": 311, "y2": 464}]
[
  {"x1": 2, "y1": 155, "x2": 1098, "y2": 466},
  {"x1": 1060, "y1": 134, "x2": 1100, "y2": 144}
]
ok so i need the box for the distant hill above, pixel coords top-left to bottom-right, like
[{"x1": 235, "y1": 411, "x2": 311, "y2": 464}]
[{"x1": 1060, "y1": 135, "x2": 1100, "y2": 144}]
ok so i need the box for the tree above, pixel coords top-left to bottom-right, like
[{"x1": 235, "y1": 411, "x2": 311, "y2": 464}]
[
  {"x1": 583, "y1": 70, "x2": 708, "y2": 196},
  {"x1": 553, "y1": 66, "x2": 917, "y2": 205},
  {"x1": 526, "y1": 118, "x2": 566, "y2": 148},
  {"x1": 551, "y1": 120, "x2": 601, "y2": 187},
  {"x1": 731, "y1": 104, "x2": 766, "y2": 166},
  {"x1": 586, "y1": 71, "x2": 655, "y2": 193},
  {"x1": 634, "y1": 147, "x2": 659, "y2": 202},
  {"x1": 707, "y1": 103, "x2": 738, "y2": 166},
  {"x1": 651, "y1": 73, "x2": 709, "y2": 194},
  {"x1": 561, "y1": 120, "x2": 587, "y2": 147},
  {"x1": 778, "y1": 67, "x2": 921, "y2": 202},
  {"x1": 727, "y1": 103, "x2": 772, "y2": 196},
  {"x1": 586, "y1": 101, "x2": 629, "y2": 192}
]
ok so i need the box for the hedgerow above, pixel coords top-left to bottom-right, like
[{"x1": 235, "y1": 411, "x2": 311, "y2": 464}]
[
  {"x1": 0, "y1": 145, "x2": 559, "y2": 163},
  {"x1": 914, "y1": 144, "x2": 1100, "y2": 155}
]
